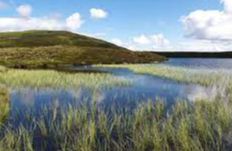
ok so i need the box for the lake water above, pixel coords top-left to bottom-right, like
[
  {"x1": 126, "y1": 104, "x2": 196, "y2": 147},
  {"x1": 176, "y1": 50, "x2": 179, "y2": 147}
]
[
  {"x1": 6, "y1": 58, "x2": 232, "y2": 125},
  {"x1": 165, "y1": 58, "x2": 232, "y2": 69}
]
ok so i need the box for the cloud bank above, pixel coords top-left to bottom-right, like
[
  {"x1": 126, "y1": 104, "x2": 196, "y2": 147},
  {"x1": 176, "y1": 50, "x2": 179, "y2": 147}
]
[
  {"x1": 181, "y1": 0, "x2": 232, "y2": 41},
  {"x1": 132, "y1": 34, "x2": 170, "y2": 49},
  {"x1": 122, "y1": 0, "x2": 232, "y2": 52},
  {"x1": 0, "y1": 4, "x2": 84, "y2": 32}
]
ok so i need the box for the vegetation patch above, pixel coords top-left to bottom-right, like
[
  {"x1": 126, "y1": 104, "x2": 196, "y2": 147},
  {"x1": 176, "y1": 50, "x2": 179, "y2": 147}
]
[
  {"x1": 0, "y1": 88, "x2": 9, "y2": 124},
  {"x1": 0, "y1": 98, "x2": 232, "y2": 151},
  {"x1": 98, "y1": 64, "x2": 232, "y2": 86},
  {"x1": 0, "y1": 66, "x2": 130, "y2": 89}
]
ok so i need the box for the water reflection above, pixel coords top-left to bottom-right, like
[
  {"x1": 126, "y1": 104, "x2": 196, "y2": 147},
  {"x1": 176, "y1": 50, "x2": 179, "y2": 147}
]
[
  {"x1": 8, "y1": 71, "x2": 211, "y2": 122},
  {"x1": 7, "y1": 58, "x2": 232, "y2": 126},
  {"x1": 165, "y1": 58, "x2": 232, "y2": 69}
]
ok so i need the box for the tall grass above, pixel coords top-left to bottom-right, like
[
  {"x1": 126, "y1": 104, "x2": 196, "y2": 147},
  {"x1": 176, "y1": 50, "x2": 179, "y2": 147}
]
[
  {"x1": 98, "y1": 64, "x2": 232, "y2": 85},
  {"x1": 98, "y1": 64, "x2": 232, "y2": 96},
  {"x1": 0, "y1": 97, "x2": 232, "y2": 151},
  {"x1": 0, "y1": 66, "x2": 130, "y2": 89},
  {"x1": 0, "y1": 88, "x2": 9, "y2": 124}
]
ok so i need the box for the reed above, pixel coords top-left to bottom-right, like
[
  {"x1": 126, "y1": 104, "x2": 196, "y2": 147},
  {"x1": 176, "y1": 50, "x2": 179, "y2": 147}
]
[
  {"x1": 0, "y1": 97, "x2": 231, "y2": 151},
  {"x1": 0, "y1": 88, "x2": 10, "y2": 124},
  {"x1": 0, "y1": 66, "x2": 130, "y2": 89},
  {"x1": 98, "y1": 64, "x2": 232, "y2": 100},
  {"x1": 97, "y1": 64, "x2": 232, "y2": 86}
]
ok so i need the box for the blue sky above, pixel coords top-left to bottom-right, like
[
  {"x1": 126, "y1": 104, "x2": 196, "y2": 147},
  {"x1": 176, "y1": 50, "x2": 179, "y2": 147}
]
[{"x1": 0, "y1": 0, "x2": 231, "y2": 51}]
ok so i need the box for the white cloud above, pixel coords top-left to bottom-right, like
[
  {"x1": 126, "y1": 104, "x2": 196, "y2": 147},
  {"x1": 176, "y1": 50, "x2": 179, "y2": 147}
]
[
  {"x1": 0, "y1": 17, "x2": 65, "y2": 32},
  {"x1": 0, "y1": 4, "x2": 84, "y2": 32},
  {"x1": 90, "y1": 8, "x2": 108, "y2": 19},
  {"x1": 130, "y1": 33, "x2": 232, "y2": 52},
  {"x1": 181, "y1": 0, "x2": 232, "y2": 41},
  {"x1": 0, "y1": 14, "x2": 84, "y2": 32},
  {"x1": 0, "y1": 1, "x2": 8, "y2": 9},
  {"x1": 177, "y1": 0, "x2": 232, "y2": 52},
  {"x1": 133, "y1": 35, "x2": 151, "y2": 45},
  {"x1": 110, "y1": 0, "x2": 232, "y2": 52},
  {"x1": 17, "y1": 4, "x2": 32, "y2": 18},
  {"x1": 221, "y1": 0, "x2": 232, "y2": 13},
  {"x1": 66, "y1": 13, "x2": 84, "y2": 30},
  {"x1": 133, "y1": 34, "x2": 170, "y2": 48},
  {"x1": 131, "y1": 39, "x2": 232, "y2": 52},
  {"x1": 150, "y1": 34, "x2": 170, "y2": 48}
]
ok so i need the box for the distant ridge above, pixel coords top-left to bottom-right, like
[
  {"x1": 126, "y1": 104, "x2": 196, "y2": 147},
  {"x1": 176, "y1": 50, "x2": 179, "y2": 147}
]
[
  {"x1": 153, "y1": 51, "x2": 232, "y2": 58},
  {"x1": 0, "y1": 30, "x2": 165, "y2": 68}
]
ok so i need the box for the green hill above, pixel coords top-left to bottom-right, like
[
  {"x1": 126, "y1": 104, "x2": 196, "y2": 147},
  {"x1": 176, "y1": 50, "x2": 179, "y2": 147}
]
[{"x1": 0, "y1": 30, "x2": 165, "y2": 68}]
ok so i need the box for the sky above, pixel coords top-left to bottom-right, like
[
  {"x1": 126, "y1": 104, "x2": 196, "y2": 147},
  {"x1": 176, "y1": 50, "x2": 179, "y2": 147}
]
[{"x1": 0, "y1": 0, "x2": 231, "y2": 52}]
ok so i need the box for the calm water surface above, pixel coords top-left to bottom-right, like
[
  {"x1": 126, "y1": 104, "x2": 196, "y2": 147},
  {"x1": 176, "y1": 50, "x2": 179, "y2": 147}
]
[
  {"x1": 6, "y1": 58, "x2": 232, "y2": 123},
  {"x1": 165, "y1": 58, "x2": 232, "y2": 69}
]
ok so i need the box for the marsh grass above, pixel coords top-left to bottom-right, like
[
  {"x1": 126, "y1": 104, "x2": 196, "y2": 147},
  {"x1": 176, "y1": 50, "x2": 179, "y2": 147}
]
[
  {"x1": 98, "y1": 64, "x2": 232, "y2": 102},
  {"x1": 0, "y1": 66, "x2": 6, "y2": 72},
  {"x1": 0, "y1": 64, "x2": 232, "y2": 150},
  {"x1": 0, "y1": 98, "x2": 232, "y2": 151},
  {"x1": 0, "y1": 66, "x2": 130, "y2": 89},
  {"x1": 0, "y1": 88, "x2": 10, "y2": 124},
  {"x1": 97, "y1": 64, "x2": 232, "y2": 87}
]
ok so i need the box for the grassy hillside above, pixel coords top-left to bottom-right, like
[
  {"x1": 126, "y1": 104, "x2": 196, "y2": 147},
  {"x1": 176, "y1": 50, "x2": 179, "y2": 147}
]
[
  {"x1": 0, "y1": 30, "x2": 165, "y2": 68},
  {"x1": 0, "y1": 30, "x2": 121, "y2": 48}
]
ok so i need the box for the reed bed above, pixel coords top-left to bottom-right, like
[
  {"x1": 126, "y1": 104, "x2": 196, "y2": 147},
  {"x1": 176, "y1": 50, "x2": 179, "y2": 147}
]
[
  {"x1": 0, "y1": 66, "x2": 6, "y2": 73},
  {"x1": 0, "y1": 66, "x2": 130, "y2": 89},
  {"x1": 98, "y1": 64, "x2": 232, "y2": 86},
  {"x1": 0, "y1": 88, "x2": 9, "y2": 124},
  {"x1": 97, "y1": 64, "x2": 232, "y2": 101},
  {"x1": 0, "y1": 98, "x2": 232, "y2": 151}
]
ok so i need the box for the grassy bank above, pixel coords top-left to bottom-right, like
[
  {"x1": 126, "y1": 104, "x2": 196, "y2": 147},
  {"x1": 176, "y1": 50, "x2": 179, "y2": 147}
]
[{"x1": 0, "y1": 98, "x2": 232, "y2": 151}]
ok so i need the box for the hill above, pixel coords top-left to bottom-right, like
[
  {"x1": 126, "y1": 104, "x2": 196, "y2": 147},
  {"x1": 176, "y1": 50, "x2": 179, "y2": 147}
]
[{"x1": 0, "y1": 30, "x2": 165, "y2": 68}]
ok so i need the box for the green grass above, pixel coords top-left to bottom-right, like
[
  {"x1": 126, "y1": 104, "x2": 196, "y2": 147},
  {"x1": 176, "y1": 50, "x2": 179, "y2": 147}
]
[
  {"x1": 0, "y1": 30, "x2": 165, "y2": 68},
  {"x1": 0, "y1": 98, "x2": 232, "y2": 151},
  {"x1": 0, "y1": 88, "x2": 9, "y2": 124},
  {"x1": 98, "y1": 64, "x2": 232, "y2": 86},
  {"x1": 0, "y1": 30, "x2": 120, "y2": 48},
  {"x1": 0, "y1": 66, "x2": 130, "y2": 89}
]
